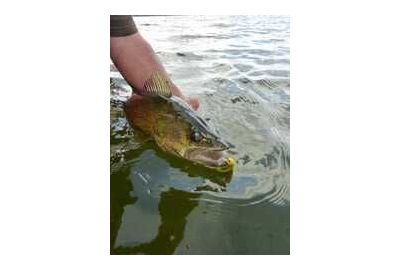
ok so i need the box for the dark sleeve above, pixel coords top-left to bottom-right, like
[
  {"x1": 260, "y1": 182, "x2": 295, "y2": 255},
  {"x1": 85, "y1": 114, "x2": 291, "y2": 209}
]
[{"x1": 110, "y1": 15, "x2": 138, "y2": 37}]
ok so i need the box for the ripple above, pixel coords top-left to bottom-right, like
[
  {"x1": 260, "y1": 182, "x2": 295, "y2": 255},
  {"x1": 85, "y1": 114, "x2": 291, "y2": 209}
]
[
  {"x1": 196, "y1": 178, "x2": 290, "y2": 207},
  {"x1": 240, "y1": 183, "x2": 289, "y2": 207},
  {"x1": 233, "y1": 63, "x2": 253, "y2": 72},
  {"x1": 210, "y1": 23, "x2": 233, "y2": 28},
  {"x1": 169, "y1": 34, "x2": 233, "y2": 41}
]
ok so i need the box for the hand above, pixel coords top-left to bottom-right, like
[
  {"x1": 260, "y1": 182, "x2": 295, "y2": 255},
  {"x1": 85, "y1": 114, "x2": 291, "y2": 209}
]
[
  {"x1": 185, "y1": 97, "x2": 200, "y2": 111},
  {"x1": 111, "y1": 33, "x2": 200, "y2": 111},
  {"x1": 170, "y1": 84, "x2": 199, "y2": 110}
]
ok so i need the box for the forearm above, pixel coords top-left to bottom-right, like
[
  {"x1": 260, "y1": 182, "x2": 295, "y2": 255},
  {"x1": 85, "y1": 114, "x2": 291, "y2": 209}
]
[{"x1": 110, "y1": 33, "x2": 184, "y2": 98}]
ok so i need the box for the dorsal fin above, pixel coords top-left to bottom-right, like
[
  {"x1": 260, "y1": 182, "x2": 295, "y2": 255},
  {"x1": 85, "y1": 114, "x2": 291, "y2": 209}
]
[{"x1": 142, "y1": 71, "x2": 172, "y2": 97}]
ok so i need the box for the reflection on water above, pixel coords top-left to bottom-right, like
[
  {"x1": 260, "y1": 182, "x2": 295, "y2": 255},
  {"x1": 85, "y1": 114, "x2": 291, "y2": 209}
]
[
  {"x1": 113, "y1": 186, "x2": 200, "y2": 254},
  {"x1": 111, "y1": 15, "x2": 290, "y2": 254}
]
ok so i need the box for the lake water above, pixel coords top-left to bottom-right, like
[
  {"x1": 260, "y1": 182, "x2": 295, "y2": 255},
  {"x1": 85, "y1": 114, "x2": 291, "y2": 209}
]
[{"x1": 110, "y1": 15, "x2": 290, "y2": 254}]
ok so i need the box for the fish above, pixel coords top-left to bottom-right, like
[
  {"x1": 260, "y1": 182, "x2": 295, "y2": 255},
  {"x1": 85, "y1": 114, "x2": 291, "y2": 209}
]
[
  {"x1": 124, "y1": 95, "x2": 235, "y2": 172},
  {"x1": 124, "y1": 94, "x2": 235, "y2": 173}
]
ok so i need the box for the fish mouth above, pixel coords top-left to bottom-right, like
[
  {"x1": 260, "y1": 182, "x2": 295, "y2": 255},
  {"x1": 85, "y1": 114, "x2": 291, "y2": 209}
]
[{"x1": 184, "y1": 147, "x2": 235, "y2": 172}]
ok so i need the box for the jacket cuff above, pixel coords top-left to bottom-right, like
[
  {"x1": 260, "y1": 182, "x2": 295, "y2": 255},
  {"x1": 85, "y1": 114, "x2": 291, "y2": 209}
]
[{"x1": 110, "y1": 15, "x2": 138, "y2": 37}]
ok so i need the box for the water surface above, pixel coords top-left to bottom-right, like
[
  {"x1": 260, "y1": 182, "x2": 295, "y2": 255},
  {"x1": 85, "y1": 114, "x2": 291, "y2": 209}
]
[{"x1": 110, "y1": 15, "x2": 290, "y2": 255}]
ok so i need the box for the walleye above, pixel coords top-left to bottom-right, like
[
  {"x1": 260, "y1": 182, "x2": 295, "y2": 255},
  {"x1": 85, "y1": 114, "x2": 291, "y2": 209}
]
[
  {"x1": 111, "y1": 71, "x2": 235, "y2": 172},
  {"x1": 124, "y1": 94, "x2": 235, "y2": 172}
]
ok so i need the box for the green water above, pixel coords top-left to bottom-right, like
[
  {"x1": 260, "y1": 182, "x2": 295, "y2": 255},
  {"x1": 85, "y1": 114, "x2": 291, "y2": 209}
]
[{"x1": 110, "y1": 15, "x2": 289, "y2": 255}]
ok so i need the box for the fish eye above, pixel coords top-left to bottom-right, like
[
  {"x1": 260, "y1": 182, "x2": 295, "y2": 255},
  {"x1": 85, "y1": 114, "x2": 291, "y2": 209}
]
[{"x1": 190, "y1": 131, "x2": 202, "y2": 142}]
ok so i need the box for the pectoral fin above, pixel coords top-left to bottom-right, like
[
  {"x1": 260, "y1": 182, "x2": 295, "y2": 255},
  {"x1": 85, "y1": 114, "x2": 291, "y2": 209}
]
[{"x1": 141, "y1": 71, "x2": 173, "y2": 98}]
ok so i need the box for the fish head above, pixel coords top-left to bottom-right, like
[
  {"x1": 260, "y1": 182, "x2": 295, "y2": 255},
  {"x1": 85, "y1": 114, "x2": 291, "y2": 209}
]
[{"x1": 183, "y1": 126, "x2": 235, "y2": 172}]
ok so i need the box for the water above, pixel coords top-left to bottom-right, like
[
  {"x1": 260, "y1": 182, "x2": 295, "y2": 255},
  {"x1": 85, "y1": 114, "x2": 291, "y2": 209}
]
[{"x1": 110, "y1": 15, "x2": 290, "y2": 254}]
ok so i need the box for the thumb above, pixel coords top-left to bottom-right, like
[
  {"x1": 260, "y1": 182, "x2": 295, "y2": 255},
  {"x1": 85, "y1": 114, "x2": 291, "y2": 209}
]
[{"x1": 186, "y1": 97, "x2": 200, "y2": 111}]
